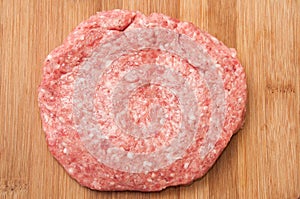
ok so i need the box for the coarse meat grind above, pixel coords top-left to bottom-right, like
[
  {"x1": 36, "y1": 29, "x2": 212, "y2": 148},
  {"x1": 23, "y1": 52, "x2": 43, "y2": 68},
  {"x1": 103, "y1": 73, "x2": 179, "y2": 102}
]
[{"x1": 38, "y1": 9, "x2": 247, "y2": 191}]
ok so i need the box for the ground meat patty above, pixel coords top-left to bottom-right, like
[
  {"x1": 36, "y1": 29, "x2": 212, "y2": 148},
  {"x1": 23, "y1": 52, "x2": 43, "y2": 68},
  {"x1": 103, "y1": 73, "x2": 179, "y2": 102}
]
[{"x1": 38, "y1": 9, "x2": 247, "y2": 191}]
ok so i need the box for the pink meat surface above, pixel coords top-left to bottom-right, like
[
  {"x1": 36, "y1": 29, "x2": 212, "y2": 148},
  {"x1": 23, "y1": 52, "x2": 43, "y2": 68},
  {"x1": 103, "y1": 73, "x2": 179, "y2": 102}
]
[{"x1": 38, "y1": 9, "x2": 247, "y2": 191}]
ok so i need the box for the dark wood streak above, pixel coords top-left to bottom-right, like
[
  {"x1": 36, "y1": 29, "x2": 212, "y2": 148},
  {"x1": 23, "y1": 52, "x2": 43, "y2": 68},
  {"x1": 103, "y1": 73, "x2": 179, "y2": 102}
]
[
  {"x1": 266, "y1": 83, "x2": 296, "y2": 94},
  {"x1": 0, "y1": 179, "x2": 28, "y2": 193}
]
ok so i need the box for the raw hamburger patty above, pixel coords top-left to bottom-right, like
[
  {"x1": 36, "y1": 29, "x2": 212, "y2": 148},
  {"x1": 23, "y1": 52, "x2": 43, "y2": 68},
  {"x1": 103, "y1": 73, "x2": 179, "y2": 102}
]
[{"x1": 38, "y1": 10, "x2": 247, "y2": 191}]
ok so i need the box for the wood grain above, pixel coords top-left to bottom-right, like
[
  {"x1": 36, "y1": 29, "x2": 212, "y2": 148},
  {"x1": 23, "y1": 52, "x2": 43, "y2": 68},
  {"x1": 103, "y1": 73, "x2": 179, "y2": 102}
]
[{"x1": 0, "y1": 0, "x2": 299, "y2": 198}]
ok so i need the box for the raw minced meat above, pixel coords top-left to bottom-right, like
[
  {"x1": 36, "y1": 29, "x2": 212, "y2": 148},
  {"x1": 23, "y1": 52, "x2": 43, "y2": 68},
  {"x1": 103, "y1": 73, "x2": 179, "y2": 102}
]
[{"x1": 38, "y1": 9, "x2": 247, "y2": 191}]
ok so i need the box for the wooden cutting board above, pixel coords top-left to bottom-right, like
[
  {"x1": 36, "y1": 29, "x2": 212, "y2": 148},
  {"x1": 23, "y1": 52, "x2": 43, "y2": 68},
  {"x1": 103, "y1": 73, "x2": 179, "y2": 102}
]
[{"x1": 0, "y1": 0, "x2": 299, "y2": 198}]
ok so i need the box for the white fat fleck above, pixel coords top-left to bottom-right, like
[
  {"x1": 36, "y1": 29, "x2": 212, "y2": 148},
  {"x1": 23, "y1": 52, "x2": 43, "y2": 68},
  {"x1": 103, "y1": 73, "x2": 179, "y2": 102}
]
[
  {"x1": 53, "y1": 64, "x2": 60, "y2": 70},
  {"x1": 189, "y1": 114, "x2": 195, "y2": 120},
  {"x1": 99, "y1": 134, "x2": 108, "y2": 139},
  {"x1": 58, "y1": 116, "x2": 65, "y2": 123},
  {"x1": 43, "y1": 114, "x2": 49, "y2": 122},
  {"x1": 203, "y1": 106, "x2": 208, "y2": 111},
  {"x1": 184, "y1": 162, "x2": 190, "y2": 169},
  {"x1": 159, "y1": 44, "x2": 165, "y2": 49},
  {"x1": 147, "y1": 178, "x2": 153, "y2": 182},
  {"x1": 88, "y1": 133, "x2": 94, "y2": 138},
  {"x1": 207, "y1": 143, "x2": 214, "y2": 152},
  {"x1": 151, "y1": 173, "x2": 156, "y2": 178},
  {"x1": 127, "y1": 152, "x2": 134, "y2": 159},
  {"x1": 44, "y1": 103, "x2": 53, "y2": 110},
  {"x1": 110, "y1": 125, "x2": 118, "y2": 131},
  {"x1": 91, "y1": 180, "x2": 98, "y2": 187},
  {"x1": 61, "y1": 142, "x2": 67, "y2": 147},
  {"x1": 199, "y1": 147, "x2": 204, "y2": 157},
  {"x1": 166, "y1": 153, "x2": 177, "y2": 162},
  {"x1": 46, "y1": 54, "x2": 52, "y2": 60},
  {"x1": 68, "y1": 168, "x2": 74, "y2": 174},
  {"x1": 107, "y1": 148, "x2": 113, "y2": 154},
  {"x1": 143, "y1": 161, "x2": 153, "y2": 167},
  {"x1": 63, "y1": 148, "x2": 68, "y2": 154},
  {"x1": 107, "y1": 147, "x2": 125, "y2": 158},
  {"x1": 210, "y1": 36, "x2": 219, "y2": 43},
  {"x1": 215, "y1": 63, "x2": 221, "y2": 69},
  {"x1": 160, "y1": 118, "x2": 165, "y2": 125},
  {"x1": 170, "y1": 173, "x2": 175, "y2": 177},
  {"x1": 104, "y1": 81, "x2": 112, "y2": 88},
  {"x1": 124, "y1": 71, "x2": 139, "y2": 82},
  {"x1": 39, "y1": 88, "x2": 46, "y2": 93},
  {"x1": 230, "y1": 48, "x2": 237, "y2": 57},
  {"x1": 105, "y1": 60, "x2": 113, "y2": 67}
]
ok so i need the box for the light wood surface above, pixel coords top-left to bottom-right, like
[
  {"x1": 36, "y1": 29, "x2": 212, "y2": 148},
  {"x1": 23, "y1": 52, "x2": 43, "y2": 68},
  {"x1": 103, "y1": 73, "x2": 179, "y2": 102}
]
[{"x1": 0, "y1": 0, "x2": 299, "y2": 198}]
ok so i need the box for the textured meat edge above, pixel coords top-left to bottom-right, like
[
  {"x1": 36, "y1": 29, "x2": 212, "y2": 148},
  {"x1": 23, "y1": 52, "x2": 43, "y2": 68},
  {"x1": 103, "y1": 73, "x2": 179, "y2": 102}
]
[{"x1": 38, "y1": 9, "x2": 247, "y2": 191}]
